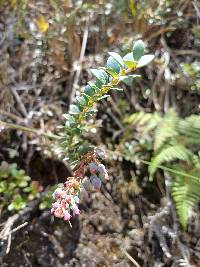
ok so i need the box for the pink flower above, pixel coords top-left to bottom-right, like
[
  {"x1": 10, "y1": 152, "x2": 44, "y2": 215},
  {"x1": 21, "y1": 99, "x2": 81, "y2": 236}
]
[
  {"x1": 52, "y1": 188, "x2": 66, "y2": 200},
  {"x1": 54, "y1": 207, "x2": 64, "y2": 218},
  {"x1": 95, "y1": 147, "x2": 106, "y2": 160},
  {"x1": 71, "y1": 205, "x2": 80, "y2": 216},
  {"x1": 52, "y1": 202, "x2": 60, "y2": 209},
  {"x1": 64, "y1": 210, "x2": 71, "y2": 221},
  {"x1": 51, "y1": 208, "x2": 55, "y2": 214},
  {"x1": 61, "y1": 200, "x2": 69, "y2": 209},
  {"x1": 65, "y1": 195, "x2": 71, "y2": 203},
  {"x1": 73, "y1": 196, "x2": 80, "y2": 204},
  {"x1": 98, "y1": 164, "x2": 109, "y2": 180}
]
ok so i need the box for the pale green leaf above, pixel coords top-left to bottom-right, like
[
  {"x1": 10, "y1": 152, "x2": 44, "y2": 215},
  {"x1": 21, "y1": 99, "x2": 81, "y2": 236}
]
[
  {"x1": 108, "y1": 52, "x2": 124, "y2": 66},
  {"x1": 133, "y1": 40, "x2": 144, "y2": 61},
  {"x1": 137, "y1": 55, "x2": 154, "y2": 68}
]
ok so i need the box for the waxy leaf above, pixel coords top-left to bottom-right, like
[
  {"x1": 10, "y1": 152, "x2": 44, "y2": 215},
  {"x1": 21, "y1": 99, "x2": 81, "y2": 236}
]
[
  {"x1": 106, "y1": 56, "x2": 121, "y2": 74},
  {"x1": 69, "y1": 104, "x2": 81, "y2": 115},
  {"x1": 120, "y1": 74, "x2": 141, "y2": 86},
  {"x1": 76, "y1": 96, "x2": 87, "y2": 106},
  {"x1": 137, "y1": 55, "x2": 155, "y2": 68},
  {"x1": 110, "y1": 87, "x2": 124, "y2": 91},
  {"x1": 108, "y1": 52, "x2": 124, "y2": 66},
  {"x1": 63, "y1": 114, "x2": 76, "y2": 124},
  {"x1": 133, "y1": 40, "x2": 144, "y2": 61},
  {"x1": 84, "y1": 84, "x2": 96, "y2": 97},
  {"x1": 123, "y1": 53, "x2": 137, "y2": 68},
  {"x1": 90, "y1": 69, "x2": 109, "y2": 85},
  {"x1": 97, "y1": 95, "x2": 110, "y2": 101}
]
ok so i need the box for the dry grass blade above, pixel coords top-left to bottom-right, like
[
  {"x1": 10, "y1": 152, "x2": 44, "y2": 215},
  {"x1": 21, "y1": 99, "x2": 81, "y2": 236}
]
[{"x1": 121, "y1": 248, "x2": 141, "y2": 267}]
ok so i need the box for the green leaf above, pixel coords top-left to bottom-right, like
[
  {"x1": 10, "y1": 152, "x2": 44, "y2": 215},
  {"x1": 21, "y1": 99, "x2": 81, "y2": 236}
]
[
  {"x1": 149, "y1": 145, "x2": 193, "y2": 178},
  {"x1": 0, "y1": 181, "x2": 7, "y2": 193},
  {"x1": 97, "y1": 95, "x2": 110, "y2": 101},
  {"x1": 76, "y1": 96, "x2": 88, "y2": 106},
  {"x1": 119, "y1": 74, "x2": 140, "y2": 86},
  {"x1": 106, "y1": 56, "x2": 121, "y2": 74},
  {"x1": 84, "y1": 84, "x2": 96, "y2": 97},
  {"x1": 106, "y1": 68, "x2": 119, "y2": 78},
  {"x1": 95, "y1": 79, "x2": 104, "y2": 88},
  {"x1": 172, "y1": 173, "x2": 200, "y2": 229},
  {"x1": 120, "y1": 76, "x2": 133, "y2": 86},
  {"x1": 18, "y1": 180, "x2": 28, "y2": 188},
  {"x1": 90, "y1": 69, "x2": 109, "y2": 85},
  {"x1": 63, "y1": 114, "x2": 76, "y2": 124},
  {"x1": 137, "y1": 55, "x2": 154, "y2": 68},
  {"x1": 8, "y1": 194, "x2": 26, "y2": 211},
  {"x1": 69, "y1": 104, "x2": 81, "y2": 115},
  {"x1": 88, "y1": 82, "x2": 101, "y2": 93},
  {"x1": 132, "y1": 40, "x2": 144, "y2": 61},
  {"x1": 110, "y1": 87, "x2": 124, "y2": 91},
  {"x1": 108, "y1": 52, "x2": 124, "y2": 67},
  {"x1": 82, "y1": 93, "x2": 91, "y2": 103},
  {"x1": 129, "y1": 0, "x2": 136, "y2": 17},
  {"x1": 123, "y1": 53, "x2": 137, "y2": 68}
]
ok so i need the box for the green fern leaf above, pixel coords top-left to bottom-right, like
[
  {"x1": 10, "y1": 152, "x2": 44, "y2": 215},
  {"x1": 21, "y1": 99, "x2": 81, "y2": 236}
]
[
  {"x1": 172, "y1": 174, "x2": 200, "y2": 229},
  {"x1": 178, "y1": 115, "x2": 200, "y2": 144},
  {"x1": 149, "y1": 145, "x2": 193, "y2": 177},
  {"x1": 154, "y1": 110, "x2": 178, "y2": 151}
]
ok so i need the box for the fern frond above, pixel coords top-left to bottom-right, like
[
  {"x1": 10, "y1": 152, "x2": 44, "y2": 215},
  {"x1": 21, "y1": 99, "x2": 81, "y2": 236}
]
[
  {"x1": 124, "y1": 112, "x2": 154, "y2": 126},
  {"x1": 149, "y1": 145, "x2": 193, "y2": 177},
  {"x1": 124, "y1": 111, "x2": 162, "y2": 138},
  {"x1": 178, "y1": 115, "x2": 200, "y2": 144},
  {"x1": 143, "y1": 112, "x2": 162, "y2": 134},
  {"x1": 143, "y1": 160, "x2": 200, "y2": 182},
  {"x1": 172, "y1": 173, "x2": 200, "y2": 229},
  {"x1": 154, "y1": 110, "x2": 178, "y2": 151}
]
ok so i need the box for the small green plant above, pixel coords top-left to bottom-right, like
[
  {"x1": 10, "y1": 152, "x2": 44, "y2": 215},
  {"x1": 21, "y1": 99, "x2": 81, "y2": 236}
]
[
  {"x1": 50, "y1": 40, "x2": 155, "y2": 222},
  {"x1": 181, "y1": 61, "x2": 200, "y2": 92},
  {"x1": 0, "y1": 162, "x2": 38, "y2": 213}
]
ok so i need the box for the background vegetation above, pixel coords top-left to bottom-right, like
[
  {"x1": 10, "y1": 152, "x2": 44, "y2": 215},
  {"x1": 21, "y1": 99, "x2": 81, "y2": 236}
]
[{"x1": 0, "y1": 0, "x2": 200, "y2": 266}]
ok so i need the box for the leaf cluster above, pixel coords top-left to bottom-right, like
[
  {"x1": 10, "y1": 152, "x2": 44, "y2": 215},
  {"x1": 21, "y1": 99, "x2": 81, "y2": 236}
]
[
  {"x1": 0, "y1": 162, "x2": 38, "y2": 213},
  {"x1": 58, "y1": 40, "x2": 154, "y2": 166}
]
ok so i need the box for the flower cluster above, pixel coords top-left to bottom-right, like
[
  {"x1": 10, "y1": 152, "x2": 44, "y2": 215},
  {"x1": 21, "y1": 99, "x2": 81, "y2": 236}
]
[
  {"x1": 51, "y1": 177, "x2": 81, "y2": 221},
  {"x1": 51, "y1": 147, "x2": 109, "y2": 222}
]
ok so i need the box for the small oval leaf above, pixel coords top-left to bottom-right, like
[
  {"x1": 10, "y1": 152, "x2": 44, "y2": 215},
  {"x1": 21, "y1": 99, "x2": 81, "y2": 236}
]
[
  {"x1": 132, "y1": 40, "x2": 145, "y2": 61},
  {"x1": 123, "y1": 53, "x2": 137, "y2": 68},
  {"x1": 137, "y1": 55, "x2": 155, "y2": 68},
  {"x1": 106, "y1": 56, "x2": 121, "y2": 74},
  {"x1": 108, "y1": 52, "x2": 124, "y2": 66},
  {"x1": 90, "y1": 69, "x2": 109, "y2": 85}
]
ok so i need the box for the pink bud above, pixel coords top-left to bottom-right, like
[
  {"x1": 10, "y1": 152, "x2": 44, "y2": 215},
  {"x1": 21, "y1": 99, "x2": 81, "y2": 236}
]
[
  {"x1": 65, "y1": 195, "x2": 71, "y2": 203},
  {"x1": 52, "y1": 202, "x2": 60, "y2": 209},
  {"x1": 71, "y1": 205, "x2": 80, "y2": 216},
  {"x1": 88, "y1": 162, "x2": 98, "y2": 174},
  {"x1": 98, "y1": 164, "x2": 109, "y2": 180},
  {"x1": 61, "y1": 200, "x2": 69, "y2": 209},
  {"x1": 95, "y1": 147, "x2": 106, "y2": 160},
  {"x1": 64, "y1": 210, "x2": 71, "y2": 221},
  {"x1": 51, "y1": 208, "x2": 55, "y2": 214},
  {"x1": 91, "y1": 175, "x2": 101, "y2": 190},
  {"x1": 73, "y1": 196, "x2": 80, "y2": 204},
  {"x1": 53, "y1": 188, "x2": 66, "y2": 200},
  {"x1": 54, "y1": 207, "x2": 64, "y2": 218},
  {"x1": 82, "y1": 177, "x2": 92, "y2": 191}
]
